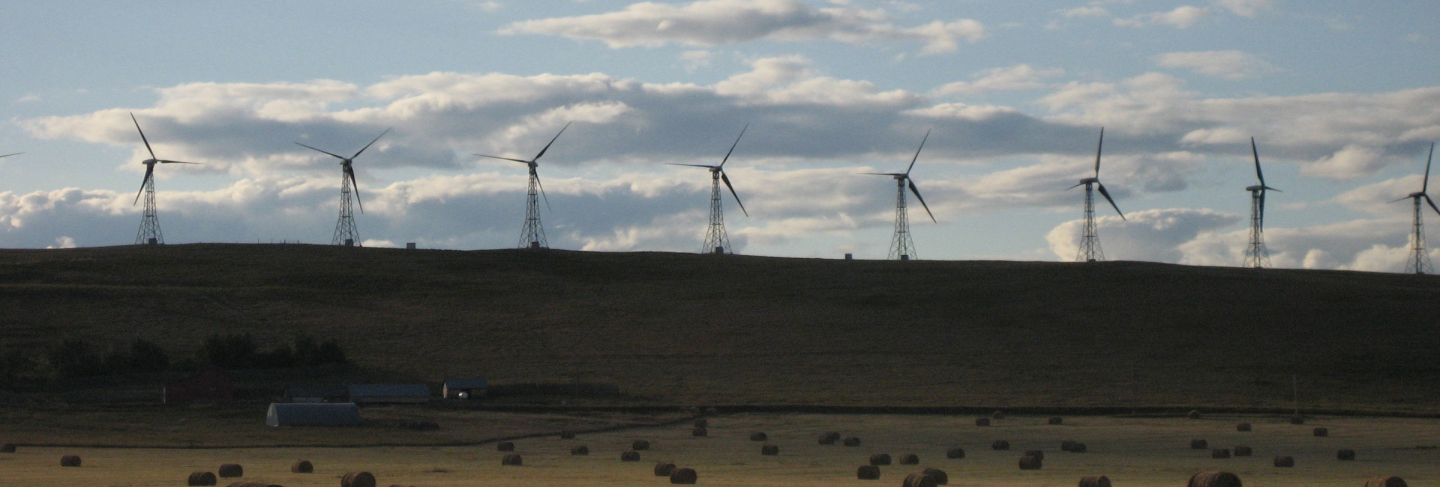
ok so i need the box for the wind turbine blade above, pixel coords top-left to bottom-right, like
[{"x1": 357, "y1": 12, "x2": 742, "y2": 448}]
[
  {"x1": 0, "y1": 152, "x2": 22, "y2": 159},
  {"x1": 158, "y1": 160, "x2": 201, "y2": 164},
  {"x1": 131, "y1": 112, "x2": 157, "y2": 161},
  {"x1": 908, "y1": 180, "x2": 936, "y2": 223},
  {"x1": 351, "y1": 127, "x2": 392, "y2": 159},
  {"x1": 1097, "y1": 182, "x2": 1125, "y2": 220},
  {"x1": 1425, "y1": 142, "x2": 1435, "y2": 194},
  {"x1": 667, "y1": 163, "x2": 718, "y2": 168},
  {"x1": 475, "y1": 154, "x2": 533, "y2": 164},
  {"x1": 535, "y1": 173, "x2": 551, "y2": 211},
  {"x1": 134, "y1": 167, "x2": 153, "y2": 205},
  {"x1": 861, "y1": 172, "x2": 905, "y2": 176},
  {"x1": 296, "y1": 142, "x2": 349, "y2": 161},
  {"x1": 1066, "y1": 181, "x2": 1085, "y2": 190},
  {"x1": 719, "y1": 123, "x2": 748, "y2": 168},
  {"x1": 533, "y1": 121, "x2": 571, "y2": 162},
  {"x1": 1094, "y1": 127, "x2": 1104, "y2": 178},
  {"x1": 719, "y1": 171, "x2": 747, "y2": 217},
  {"x1": 1252, "y1": 137, "x2": 1266, "y2": 187},
  {"x1": 1427, "y1": 194, "x2": 1440, "y2": 218},
  {"x1": 347, "y1": 167, "x2": 363, "y2": 214},
  {"x1": 906, "y1": 129, "x2": 931, "y2": 175},
  {"x1": 1392, "y1": 195, "x2": 1416, "y2": 204}
]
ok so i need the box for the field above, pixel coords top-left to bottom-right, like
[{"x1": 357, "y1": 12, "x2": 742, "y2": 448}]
[
  {"x1": 2, "y1": 244, "x2": 1439, "y2": 411},
  {"x1": 4, "y1": 413, "x2": 1439, "y2": 487}
]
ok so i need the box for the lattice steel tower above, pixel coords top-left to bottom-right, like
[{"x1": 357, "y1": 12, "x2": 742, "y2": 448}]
[
  {"x1": 128, "y1": 113, "x2": 199, "y2": 245},
  {"x1": 673, "y1": 125, "x2": 749, "y2": 254},
  {"x1": 1069, "y1": 128, "x2": 1125, "y2": 262},
  {"x1": 476, "y1": 122, "x2": 570, "y2": 250},
  {"x1": 296, "y1": 127, "x2": 389, "y2": 248},
  {"x1": 1399, "y1": 143, "x2": 1439, "y2": 274},
  {"x1": 1244, "y1": 138, "x2": 1279, "y2": 268},
  {"x1": 864, "y1": 130, "x2": 935, "y2": 261}
]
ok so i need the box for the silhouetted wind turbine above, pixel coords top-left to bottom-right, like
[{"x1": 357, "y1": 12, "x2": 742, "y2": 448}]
[
  {"x1": 130, "y1": 113, "x2": 200, "y2": 245},
  {"x1": 476, "y1": 122, "x2": 570, "y2": 249},
  {"x1": 1244, "y1": 138, "x2": 1281, "y2": 268},
  {"x1": 1068, "y1": 127, "x2": 1124, "y2": 262},
  {"x1": 864, "y1": 130, "x2": 936, "y2": 260},
  {"x1": 669, "y1": 124, "x2": 749, "y2": 254},
  {"x1": 295, "y1": 127, "x2": 390, "y2": 247},
  {"x1": 1395, "y1": 142, "x2": 1439, "y2": 274}
]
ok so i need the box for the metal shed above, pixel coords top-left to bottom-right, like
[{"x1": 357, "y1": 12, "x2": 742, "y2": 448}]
[
  {"x1": 266, "y1": 402, "x2": 361, "y2": 427},
  {"x1": 347, "y1": 384, "x2": 430, "y2": 404}
]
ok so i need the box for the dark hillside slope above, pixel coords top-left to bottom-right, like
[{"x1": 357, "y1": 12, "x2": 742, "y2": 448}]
[{"x1": 1, "y1": 244, "x2": 1437, "y2": 410}]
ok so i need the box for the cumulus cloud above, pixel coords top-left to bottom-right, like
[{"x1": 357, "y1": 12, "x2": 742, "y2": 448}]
[
  {"x1": 1154, "y1": 50, "x2": 1277, "y2": 80},
  {"x1": 497, "y1": 0, "x2": 986, "y2": 54},
  {"x1": 933, "y1": 65, "x2": 1066, "y2": 96},
  {"x1": 1114, "y1": 5, "x2": 1211, "y2": 28},
  {"x1": 1212, "y1": 0, "x2": 1272, "y2": 17},
  {"x1": 1046, "y1": 208, "x2": 1241, "y2": 261}
]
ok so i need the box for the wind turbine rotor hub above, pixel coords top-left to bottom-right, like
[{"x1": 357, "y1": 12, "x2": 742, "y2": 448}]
[
  {"x1": 1246, "y1": 185, "x2": 1264, "y2": 192},
  {"x1": 1411, "y1": 192, "x2": 1427, "y2": 198},
  {"x1": 1079, "y1": 177, "x2": 1099, "y2": 185}
]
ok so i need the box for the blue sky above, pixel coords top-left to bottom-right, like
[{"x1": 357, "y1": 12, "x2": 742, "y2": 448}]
[{"x1": 2, "y1": 0, "x2": 1438, "y2": 270}]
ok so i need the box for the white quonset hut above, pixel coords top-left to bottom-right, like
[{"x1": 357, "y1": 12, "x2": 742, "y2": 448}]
[
  {"x1": 266, "y1": 403, "x2": 361, "y2": 427},
  {"x1": 347, "y1": 384, "x2": 430, "y2": 405},
  {"x1": 443, "y1": 378, "x2": 488, "y2": 399}
]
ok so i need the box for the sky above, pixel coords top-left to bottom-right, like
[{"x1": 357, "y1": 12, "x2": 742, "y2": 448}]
[{"x1": 2, "y1": 0, "x2": 1439, "y2": 271}]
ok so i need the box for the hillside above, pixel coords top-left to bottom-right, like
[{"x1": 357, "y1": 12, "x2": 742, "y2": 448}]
[{"x1": 1, "y1": 244, "x2": 1437, "y2": 411}]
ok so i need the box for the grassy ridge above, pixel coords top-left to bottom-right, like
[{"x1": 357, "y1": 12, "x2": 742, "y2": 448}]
[{"x1": 2, "y1": 244, "x2": 1438, "y2": 410}]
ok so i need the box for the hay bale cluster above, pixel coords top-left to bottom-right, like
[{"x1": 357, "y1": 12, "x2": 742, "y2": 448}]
[
  {"x1": 621, "y1": 451, "x2": 641, "y2": 462},
  {"x1": 1190, "y1": 439, "x2": 1209, "y2": 450},
  {"x1": 856, "y1": 465, "x2": 881, "y2": 480},
  {"x1": 945, "y1": 447, "x2": 965, "y2": 459},
  {"x1": 898, "y1": 453, "x2": 919, "y2": 465},
  {"x1": 843, "y1": 437, "x2": 862, "y2": 447},
  {"x1": 632, "y1": 440, "x2": 651, "y2": 451},
  {"x1": 992, "y1": 440, "x2": 1010, "y2": 450},
  {"x1": 342, "y1": 472, "x2": 377, "y2": 487},
  {"x1": 1018, "y1": 454, "x2": 1042, "y2": 470},
  {"x1": 1274, "y1": 456, "x2": 1295, "y2": 468},
  {"x1": 1061, "y1": 441, "x2": 1088, "y2": 453},
  {"x1": 218, "y1": 464, "x2": 244, "y2": 478},
  {"x1": 1187, "y1": 471, "x2": 1241, "y2": 487},
  {"x1": 819, "y1": 432, "x2": 841, "y2": 445},
  {"x1": 502, "y1": 454, "x2": 523, "y2": 466},
  {"x1": 903, "y1": 473, "x2": 938, "y2": 487},
  {"x1": 188, "y1": 472, "x2": 217, "y2": 486},
  {"x1": 290, "y1": 460, "x2": 313, "y2": 473},
  {"x1": 60, "y1": 455, "x2": 81, "y2": 467},
  {"x1": 869, "y1": 453, "x2": 892, "y2": 466},
  {"x1": 921, "y1": 468, "x2": 948, "y2": 485},
  {"x1": 669, "y1": 467, "x2": 698, "y2": 484},
  {"x1": 761, "y1": 444, "x2": 779, "y2": 456},
  {"x1": 1080, "y1": 475, "x2": 1112, "y2": 487}
]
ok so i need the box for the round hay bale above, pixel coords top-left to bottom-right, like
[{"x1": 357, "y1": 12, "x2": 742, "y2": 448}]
[
  {"x1": 975, "y1": 418, "x2": 991, "y2": 427},
  {"x1": 655, "y1": 463, "x2": 676, "y2": 476},
  {"x1": 1234, "y1": 446, "x2": 1253, "y2": 457},
  {"x1": 1273, "y1": 456, "x2": 1294, "y2": 468},
  {"x1": 992, "y1": 410, "x2": 1006, "y2": 420},
  {"x1": 560, "y1": 431, "x2": 576, "y2": 440},
  {"x1": 992, "y1": 440, "x2": 1010, "y2": 450},
  {"x1": 819, "y1": 432, "x2": 841, "y2": 444},
  {"x1": 1337, "y1": 449, "x2": 1356, "y2": 461},
  {"x1": 922, "y1": 468, "x2": 949, "y2": 485},
  {"x1": 632, "y1": 440, "x2": 651, "y2": 451},
  {"x1": 218, "y1": 464, "x2": 243, "y2": 478},
  {"x1": 60, "y1": 454, "x2": 81, "y2": 467},
  {"x1": 1079, "y1": 475, "x2": 1112, "y2": 487},
  {"x1": 188, "y1": 472, "x2": 218, "y2": 486},
  {"x1": 501, "y1": 453, "x2": 523, "y2": 466},
  {"x1": 904, "y1": 473, "x2": 938, "y2": 487},
  {"x1": 1364, "y1": 477, "x2": 1408, "y2": 487},
  {"x1": 1070, "y1": 443, "x2": 1088, "y2": 453},
  {"x1": 1188, "y1": 410, "x2": 1203, "y2": 419},
  {"x1": 691, "y1": 427, "x2": 708, "y2": 437},
  {"x1": 570, "y1": 445, "x2": 589, "y2": 456},
  {"x1": 1212, "y1": 449, "x2": 1231, "y2": 459},
  {"x1": 0, "y1": 443, "x2": 15, "y2": 453},
  {"x1": 1313, "y1": 427, "x2": 1329, "y2": 437},
  {"x1": 497, "y1": 441, "x2": 515, "y2": 452},
  {"x1": 1191, "y1": 439, "x2": 1209, "y2": 450},
  {"x1": 749, "y1": 432, "x2": 768, "y2": 441},
  {"x1": 1186, "y1": 471, "x2": 1241, "y2": 487},
  {"x1": 1018, "y1": 454, "x2": 1042, "y2": 470},
  {"x1": 694, "y1": 419, "x2": 707, "y2": 428},
  {"x1": 1061, "y1": 440, "x2": 1077, "y2": 451},
  {"x1": 1024, "y1": 450, "x2": 1044, "y2": 461},
  {"x1": 290, "y1": 460, "x2": 313, "y2": 473},
  {"x1": 621, "y1": 451, "x2": 641, "y2": 462},
  {"x1": 669, "y1": 467, "x2": 698, "y2": 484},
  {"x1": 761, "y1": 444, "x2": 779, "y2": 456},
  {"x1": 899, "y1": 453, "x2": 919, "y2": 465},
  {"x1": 869, "y1": 453, "x2": 892, "y2": 466},
  {"x1": 843, "y1": 437, "x2": 862, "y2": 447},
  {"x1": 856, "y1": 465, "x2": 881, "y2": 480},
  {"x1": 945, "y1": 447, "x2": 965, "y2": 459},
  {"x1": 342, "y1": 472, "x2": 377, "y2": 487},
  {"x1": 1290, "y1": 416, "x2": 1305, "y2": 425},
  {"x1": 1048, "y1": 417, "x2": 1064, "y2": 425},
  {"x1": 1236, "y1": 423, "x2": 1252, "y2": 432}
]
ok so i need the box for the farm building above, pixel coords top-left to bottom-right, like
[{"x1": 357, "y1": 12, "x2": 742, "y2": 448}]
[
  {"x1": 163, "y1": 368, "x2": 236, "y2": 404},
  {"x1": 348, "y1": 384, "x2": 430, "y2": 404},
  {"x1": 443, "y1": 378, "x2": 488, "y2": 399},
  {"x1": 284, "y1": 384, "x2": 350, "y2": 403},
  {"x1": 266, "y1": 402, "x2": 361, "y2": 426}
]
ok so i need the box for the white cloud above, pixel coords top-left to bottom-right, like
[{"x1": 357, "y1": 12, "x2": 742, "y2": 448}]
[
  {"x1": 1046, "y1": 208, "x2": 1242, "y2": 262},
  {"x1": 933, "y1": 65, "x2": 1066, "y2": 96},
  {"x1": 1059, "y1": 6, "x2": 1109, "y2": 18},
  {"x1": 680, "y1": 50, "x2": 713, "y2": 71},
  {"x1": 1211, "y1": 0, "x2": 1271, "y2": 17},
  {"x1": 1114, "y1": 5, "x2": 1210, "y2": 28},
  {"x1": 1154, "y1": 50, "x2": 1277, "y2": 80},
  {"x1": 497, "y1": 0, "x2": 986, "y2": 54},
  {"x1": 1304, "y1": 144, "x2": 1391, "y2": 180}
]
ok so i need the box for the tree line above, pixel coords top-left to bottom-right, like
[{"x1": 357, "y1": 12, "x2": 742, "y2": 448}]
[{"x1": 0, "y1": 333, "x2": 347, "y2": 388}]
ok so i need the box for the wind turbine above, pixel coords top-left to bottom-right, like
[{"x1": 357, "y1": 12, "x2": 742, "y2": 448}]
[
  {"x1": 1395, "y1": 143, "x2": 1439, "y2": 274},
  {"x1": 863, "y1": 130, "x2": 936, "y2": 261},
  {"x1": 1244, "y1": 138, "x2": 1281, "y2": 268},
  {"x1": 1068, "y1": 127, "x2": 1125, "y2": 262},
  {"x1": 295, "y1": 128, "x2": 390, "y2": 247},
  {"x1": 669, "y1": 124, "x2": 749, "y2": 254},
  {"x1": 130, "y1": 113, "x2": 200, "y2": 245},
  {"x1": 476, "y1": 122, "x2": 570, "y2": 249}
]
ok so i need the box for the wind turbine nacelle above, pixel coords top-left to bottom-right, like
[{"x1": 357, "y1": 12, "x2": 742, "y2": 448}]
[
  {"x1": 1410, "y1": 192, "x2": 1426, "y2": 199},
  {"x1": 142, "y1": 159, "x2": 158, "y2": 165},
  {"x1": 1246, "y1": 184, "x2": 1265, "y2": 192},
  {"x1": 1078, "y1": 177, "x2": 1099, "y2": 185}
]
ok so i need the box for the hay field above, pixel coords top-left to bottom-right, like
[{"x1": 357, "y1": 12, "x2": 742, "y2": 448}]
[{"x1": 4, "y1": 414, "x2": 1438, "y2": 487}]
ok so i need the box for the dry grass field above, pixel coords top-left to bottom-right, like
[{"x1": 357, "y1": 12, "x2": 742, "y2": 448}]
[
  {"x1": 3, "y1": 413, "x2": 1439, "y2": 487},
  {"x1": 2, "y1": 244, "x2": 1440, "y2": 411}
]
